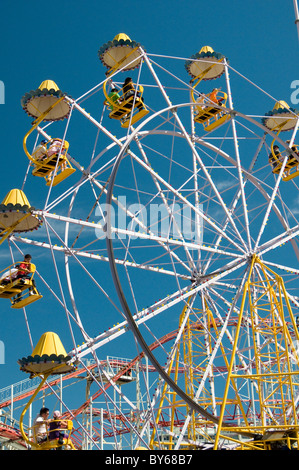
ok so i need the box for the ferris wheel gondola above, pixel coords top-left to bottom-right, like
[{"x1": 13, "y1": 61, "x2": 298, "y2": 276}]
[
  {"x1": 265, "y1": 100, "x2": 299, "y2": 180},
  {"x1": 100, "y1": 34, "x2": 150, "y2": 128},
  {"x1": 21, "y1": 80, "x2": 76, "y2": 186},
  {"x1": 186, "y1": 46, "x2": 231, "y2": 131},
  {"x1": 18, "y1": 332, "x2": 76, "y2": 450}
]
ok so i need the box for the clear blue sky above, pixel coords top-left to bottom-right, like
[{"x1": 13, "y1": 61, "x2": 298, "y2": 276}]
[{"x1": 0, "y1": 0, "x2": 298, "y2": 411}]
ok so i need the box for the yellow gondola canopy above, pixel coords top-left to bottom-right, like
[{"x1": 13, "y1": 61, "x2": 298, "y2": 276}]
[
  {"x1": 185, "y1": 46, "x2": 227, "y2": 80},
  {"x1": 21, "y1": 80, "x2": 71, "y2": 122},
  {"x1": 262, "y1": 101, "x2": 299, "y2": 131},
  {"x1": 0, "y1": 189, "x2": 41, "y2": 234},
  {"x1": 98, "y1": 33, "x2": 144, "y2": 71},
  {"x1": 18, "y1": 332, "x2": 75, "y2": 375}
]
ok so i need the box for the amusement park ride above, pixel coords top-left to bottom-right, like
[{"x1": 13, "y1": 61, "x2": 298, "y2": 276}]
[{"x1": 1, "y1": 7, "x2": 299, "y2": 450}]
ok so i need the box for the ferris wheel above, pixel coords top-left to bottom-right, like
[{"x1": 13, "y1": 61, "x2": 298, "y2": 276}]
[{"x1": 1, "y1": 32, "x2": 299, "y2": 450}]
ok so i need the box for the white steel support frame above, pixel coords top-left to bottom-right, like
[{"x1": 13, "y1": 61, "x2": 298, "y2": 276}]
[{"x1": 6, "y1": 45, "x2": 299, "y2": 449}]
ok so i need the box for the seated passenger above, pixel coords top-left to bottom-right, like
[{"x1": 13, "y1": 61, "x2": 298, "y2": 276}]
[
  {"x1": 49, "y1": 410, "x2": 67, "y2": 449},
  {"x1": 105, "y1": 88, "x2": 122, "y2": 111},
  {"x1": 291, "y1": 144, "x2": 299, "y2": 156},
  {"x1": 12, "y1": 254, "x2": 39, "y2": 303},
  {"x1": 47, "y1": 139, "x2": 65, "y2": 159},
  {"x1": 33, "y1": 140, "x2": 48, "y2": 161},
  {"x1": 286, "y1": 141, "x2": 299, "y2": 157},
  {"x1": 15, "y1": 254, "x2": 33, "y2": 281},
  {"x1": 286, "y1": 144, "x2": 299, "y2": 167},
  {"x1": 33, "y1": 407, "x2": 50, "y2": 444},
  {"x1": 45, "y1": 139, "x2": 68, "y2": 181},
  {"x1": 0, "y1": 268, "x2": 18, "y2": 285},
  {"x1": 105, "y1": 87, "x2": 126, "y2": 118},
  {"x1": 269, "y1": 145, "x2": 281, "y2": 168},
  {"x1": 196, "y1": 93, "x2": 207, "y2": 109},
  {"x1": 209, "y1": 88, "x2": 224, "y2": 106},
  {"x1": 34, "y1": 139, "x2": 67, "y2": 175},
  {"x1": 122, "y1": 77, "x2": 145, "y2": 111}
]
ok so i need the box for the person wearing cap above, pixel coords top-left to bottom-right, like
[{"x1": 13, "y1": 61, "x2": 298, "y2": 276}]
[
  {"x1": 209, "y1": 88, "x2": 225, "y2": 107},
  {"x1": 49, "y1": 410, "x2": 67, "y2": 448},
  {"x1": 33, "y1": 139, "x2": 48, "y2": 161},
  {"x1": 47, "y1": 139, "x2": 66, "y2": 159}
]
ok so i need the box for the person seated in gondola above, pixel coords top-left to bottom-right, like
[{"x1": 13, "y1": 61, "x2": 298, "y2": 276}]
[
  {"x1": 33, "y1": 407, "x2": 50, "y2": 444},
  {"x1": 0, "y1": 268, "x2": 17, "y2": 285},
  {"x1": 105, "y1": 88, "x2": 122, "y2": 110},
  {"x1": 0, "y1": 254, "x2": 33, "y2": 287},
  {"x1": 33, "y1": 140, "x2": 48, "y2": 161},
  {"x1": 291, "y1": 144, "x2": 299, "y2": 156},
  {"x1": 209, "y1": 88, "x2": 224, "y2": 107},
  {"x1": 33, "y1": 138, "x2": 67, "y2": 168},
  {"x1": 104, "y1": 87, "x2": 125, "y2": 118},
  {"x1": 48, "y1": 139, "x2": 66, "y2": 163},
  {"x1": 195, "y1": 92, "x2": 207, "y2": 109},
  {"x1": 45, "y1": 139, "x2": 68, "y2": 182},
  {"x1": 15, "y1": 254, "x2": 33, "y2": 280},
  {"x1": 13, "y1": 254, "x2": 38, "y2": 303},
  {"x1": 49, "y1": 410, "x2": 67, "y2": 448},
  {"x1": 269, "y1": 145, "x2": 281, "y2": 169},
  {"x1": 286, "y1": 140, "x2": 299, "y2": 165},
  {"x1": 122, "y1": 77, "x2": 145, "y2": 111}
]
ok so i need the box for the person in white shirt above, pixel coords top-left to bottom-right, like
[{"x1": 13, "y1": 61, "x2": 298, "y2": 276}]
[{"x1": 33, "y1": 407, "x2": 50, "y2": 443}]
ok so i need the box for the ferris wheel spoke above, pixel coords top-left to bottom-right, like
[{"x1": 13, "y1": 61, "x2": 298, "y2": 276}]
[
  {"x1": 91, "y1": 178, "x2": 197, "y2": 275},
  {"x1": 202, "y1": 135, "x2": 268, "y2": 274},
  {"x1": 43, "y1": 218, "x2": 126, "y2": 326},
  {"x1": 15, "y1": 229, "x2": 243, "y2": 289},
  {"x1": 68, "y1": 255, "x2": 248, "y2": 364},
  {"x1": 263, "y1": 259, "x2": 299, "y2": 276},
  {"x1": 133, "y1": 135, "x2": 197, "y2": 271},
  {"x1": 256, "y1": 222, "x2": 299, "y2": 258},
  {"x1": 253, "y1": 156, "x2": 289, "y2": 251},
  {"x1": 134, "y1": 127, "x2": 298, "y2": 261},
  {"x1": 137, "y1": 55, "x2": 250, "y2": 253},
  {"x1": 166, "y1": 115, "x2": 249, "y2": 252},
  {"x1": 126, "y1": 149, "x2": 246, "y2": 254},
  {"x1": 193, "y1": 143, "x2": 249, "y2": 253},
  {"x1": 38, "y1": 175, "x2": 244, "y2": 274},
  {"x1": 223, "y1": 64, "x2": 253, "y2": 252}
]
